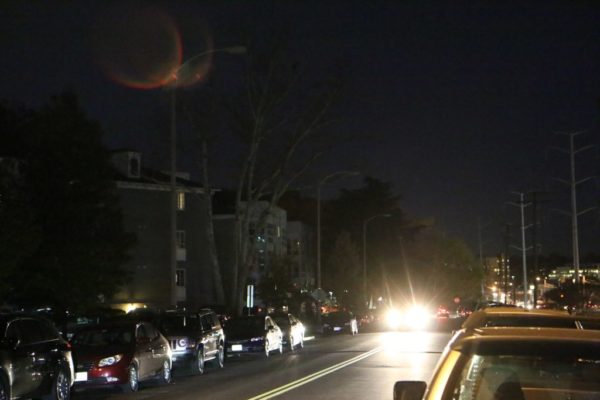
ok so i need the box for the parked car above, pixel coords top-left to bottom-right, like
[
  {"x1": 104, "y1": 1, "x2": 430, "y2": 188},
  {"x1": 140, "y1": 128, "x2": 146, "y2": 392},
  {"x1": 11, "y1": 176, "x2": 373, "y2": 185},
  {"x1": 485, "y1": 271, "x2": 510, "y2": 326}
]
[
  {"x1": 270, "y1": 312, "x2": 305, "y2": 351},
  {"x1": 322, "y1": 311, "x2": 359, "y2": 335},
  {"x1": 0, "y1": 313, "x2": 74, "y2": 400},
  {"x1": 393, "y1": 327, "x2": 600, "y2": 400},
  {"x1": 156, "y1": 309, "x2": 225, "y2": 374},
  {"x1": 461, "y1": 307, "x2": 586, "y2": 331},
  {"x1": 71, "y1": 320, "x2": 171, "y2": 392},
  {"x1": 224, "y1": 315, "x2": 283, "y2": 357}
]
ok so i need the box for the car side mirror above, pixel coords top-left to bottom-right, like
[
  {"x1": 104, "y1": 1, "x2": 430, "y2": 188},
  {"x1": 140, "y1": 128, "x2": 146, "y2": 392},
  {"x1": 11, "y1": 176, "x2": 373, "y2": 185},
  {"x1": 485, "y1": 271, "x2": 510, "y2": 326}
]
[{"x1": 393, "y1": 381, "x2": 427, "y2": 400}]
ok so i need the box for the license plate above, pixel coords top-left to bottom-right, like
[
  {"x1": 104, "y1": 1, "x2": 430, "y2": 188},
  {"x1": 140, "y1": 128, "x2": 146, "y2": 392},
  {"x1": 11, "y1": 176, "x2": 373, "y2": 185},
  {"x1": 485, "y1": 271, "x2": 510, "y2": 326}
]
[
  {"x1": 75, "y1": 372, "x2": 88, "y2": 382},
  {"x1": 231, "y1": 344, "x2": 243, "y2": 351}
]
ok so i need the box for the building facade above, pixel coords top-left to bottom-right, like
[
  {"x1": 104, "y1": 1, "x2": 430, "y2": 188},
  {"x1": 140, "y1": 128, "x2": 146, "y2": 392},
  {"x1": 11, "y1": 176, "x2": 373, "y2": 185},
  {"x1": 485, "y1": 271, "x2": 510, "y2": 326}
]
[{"x1": 111, "y1": 150, "x2": 214, "y2": 311}]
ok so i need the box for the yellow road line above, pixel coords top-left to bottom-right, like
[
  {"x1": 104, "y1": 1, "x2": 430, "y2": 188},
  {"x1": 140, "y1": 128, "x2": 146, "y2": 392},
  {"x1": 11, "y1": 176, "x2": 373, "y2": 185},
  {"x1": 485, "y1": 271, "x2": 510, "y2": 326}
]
[{"x1": 247, "y1": 346, "x2": 383, "y2": 400}]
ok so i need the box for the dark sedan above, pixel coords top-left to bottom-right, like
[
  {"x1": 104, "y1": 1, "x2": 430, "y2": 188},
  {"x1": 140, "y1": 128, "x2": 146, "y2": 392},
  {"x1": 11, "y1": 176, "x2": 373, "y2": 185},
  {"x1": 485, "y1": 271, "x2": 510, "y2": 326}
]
[
  {"x1": 71, "y1": 320, "x2": 171, "y2": 392},
  {"x1": 224, "y1": 315, "x2": 283, "y2": 357},
  {"x1": 0, "y1": 313, "x2": 74, "y2": 400},
  {"x1": 322, "y1": 311, "x2": 358, "y2": 335}
]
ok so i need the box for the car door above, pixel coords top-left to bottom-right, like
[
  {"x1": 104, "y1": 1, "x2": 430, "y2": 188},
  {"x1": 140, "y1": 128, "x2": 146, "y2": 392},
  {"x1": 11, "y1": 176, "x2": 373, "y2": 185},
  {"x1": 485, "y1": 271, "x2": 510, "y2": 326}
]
[
  {"x1": 135, "y1": 324, "x2": 153, "y2": 380},
  {"x1": 11, "y1": 318, "x2": 58, "y2": 398},
  {"x1": 265, "y1": 317, "x2": 280, "y2": 350},
  {"x1": 146, "y1": 323, "x2": 168, "y2": 372},
  {"x1": 5, "y1": 319, "x2": 37, "y2": 398},
  {"x1": 200, "y1": 314, "x2": 216, "y2": 357}
]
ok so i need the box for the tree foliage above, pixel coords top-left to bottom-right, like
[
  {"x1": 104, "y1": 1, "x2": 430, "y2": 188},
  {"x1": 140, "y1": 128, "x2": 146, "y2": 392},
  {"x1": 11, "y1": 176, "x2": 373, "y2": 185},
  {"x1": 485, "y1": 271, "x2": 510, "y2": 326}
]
[
  {"x1": 0, "y1": 94, "x2": 135, "y2": 310},
  {"x1": 401, "y1": 227, "x2": 482, "y2": 305},
  {"x1": 324, "y1": 231, "x2": 362, "y2": 309}
]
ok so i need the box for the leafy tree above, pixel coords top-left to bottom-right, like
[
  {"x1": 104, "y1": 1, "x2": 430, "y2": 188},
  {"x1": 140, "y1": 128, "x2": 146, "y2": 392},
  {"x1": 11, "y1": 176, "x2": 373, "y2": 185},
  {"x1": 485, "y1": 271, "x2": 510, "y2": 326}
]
[
  {"x1": 257, "y1": 254, "x2": 295, "y2": 304},
  {"x1": 0, "y1": 94, "x2": 135, "y2": 310},
  {"x1": 401, "y1": 227, "x2": 483, "y2": 306},
  {"x1": 324, "y1": 231, "x2": 362, "y2": 309}
]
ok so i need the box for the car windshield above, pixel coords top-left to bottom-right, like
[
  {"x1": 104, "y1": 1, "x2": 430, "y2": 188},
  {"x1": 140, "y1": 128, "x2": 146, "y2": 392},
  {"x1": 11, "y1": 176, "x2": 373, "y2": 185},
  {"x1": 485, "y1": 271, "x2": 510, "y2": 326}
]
[
  {"x1": 323, "y1": 312, "x2": 350, "y2": 322},
  {"x1": 225, "y1": 317, "x2": 264, "y2": 333},
  {"x1": 160, "y1": 314, "x2": 200, "y2": 333},
  {"x1": 72, "y1": 327, "x2": 133, "y2": 346},
  {"x1": 446, "y1": 342, "x2": 600, "y2": 400}
]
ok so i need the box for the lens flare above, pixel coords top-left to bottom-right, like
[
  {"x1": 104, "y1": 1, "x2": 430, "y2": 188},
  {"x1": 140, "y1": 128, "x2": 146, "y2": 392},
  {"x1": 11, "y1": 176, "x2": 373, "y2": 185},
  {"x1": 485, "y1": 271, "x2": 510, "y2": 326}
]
[{"x1": 92, "y1": 5, "x2": 182, "y2": 90}]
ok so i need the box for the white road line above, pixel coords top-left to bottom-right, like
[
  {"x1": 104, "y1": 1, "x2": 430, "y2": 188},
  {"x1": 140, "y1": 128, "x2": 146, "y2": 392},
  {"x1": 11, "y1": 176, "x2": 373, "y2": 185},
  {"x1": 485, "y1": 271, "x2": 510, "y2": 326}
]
[{"x1": 247, "y1": 346, "x2": 383, "y2": 400}]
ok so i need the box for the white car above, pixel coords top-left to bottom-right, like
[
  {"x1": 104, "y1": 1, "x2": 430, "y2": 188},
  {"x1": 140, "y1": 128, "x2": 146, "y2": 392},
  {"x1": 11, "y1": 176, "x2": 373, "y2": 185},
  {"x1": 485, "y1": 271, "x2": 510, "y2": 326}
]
[{"x1": 394, "y1": 327, "x2": 600, "y2": 400}]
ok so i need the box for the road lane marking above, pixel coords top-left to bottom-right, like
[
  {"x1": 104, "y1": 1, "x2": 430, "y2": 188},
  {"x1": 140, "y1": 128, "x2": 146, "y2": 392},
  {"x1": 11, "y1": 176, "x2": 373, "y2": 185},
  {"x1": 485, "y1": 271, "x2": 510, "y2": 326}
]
[{"x1": 247, "y1": 346, "x2": 383, "y2": 400}]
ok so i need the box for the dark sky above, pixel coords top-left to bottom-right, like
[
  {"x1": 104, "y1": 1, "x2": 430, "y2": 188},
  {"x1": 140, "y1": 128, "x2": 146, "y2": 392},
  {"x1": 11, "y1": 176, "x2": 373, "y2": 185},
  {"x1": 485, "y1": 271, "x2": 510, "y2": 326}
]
[{"x1": 1, "y1": 1, "x2": 599, "y2": 257}]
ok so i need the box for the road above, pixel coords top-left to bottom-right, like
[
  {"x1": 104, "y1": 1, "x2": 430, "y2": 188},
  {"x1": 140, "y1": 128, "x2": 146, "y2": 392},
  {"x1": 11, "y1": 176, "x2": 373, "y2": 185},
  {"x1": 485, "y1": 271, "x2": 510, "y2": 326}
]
[{"x1": 72, "y1": 329, "x2": 452, "y2": 400}]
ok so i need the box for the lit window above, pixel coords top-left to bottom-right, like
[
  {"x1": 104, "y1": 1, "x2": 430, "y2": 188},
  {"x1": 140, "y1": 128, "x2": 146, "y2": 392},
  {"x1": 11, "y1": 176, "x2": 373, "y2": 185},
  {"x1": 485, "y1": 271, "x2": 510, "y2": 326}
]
[
  {"x1": 176, "y1": 230, "x2": 186, "y2": 249},
  {"x1": 176, "y1": 269, "x2": 185, "y2": 286},
  {"x1": 177, "y1": 192, "x2": 185, "y2": 210}
]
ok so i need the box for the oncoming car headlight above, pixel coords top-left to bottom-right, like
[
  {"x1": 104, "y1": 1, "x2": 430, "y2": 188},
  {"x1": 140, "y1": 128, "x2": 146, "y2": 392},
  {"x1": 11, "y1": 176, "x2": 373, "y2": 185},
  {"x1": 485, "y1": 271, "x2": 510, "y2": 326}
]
[
  {"x1": 404, "y1": 305, "x2": 432, "y2": 330},
  {"x1": 98, "y1": 354, "x2": 123, "y2": 367},
  {"x1": 386, "y1": 309, "x2": 402, "y2": 329},
  {"x1": 250, "y1": 336, "x2": 264, "y2": 342}
]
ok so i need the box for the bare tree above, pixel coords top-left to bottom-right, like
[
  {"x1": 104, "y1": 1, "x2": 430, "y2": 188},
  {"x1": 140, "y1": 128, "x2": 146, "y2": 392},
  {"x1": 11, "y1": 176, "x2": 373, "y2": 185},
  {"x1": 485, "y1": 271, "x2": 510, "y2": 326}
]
[{"x1": 184, "y1": 43, "x2": 343, "y2": 314}]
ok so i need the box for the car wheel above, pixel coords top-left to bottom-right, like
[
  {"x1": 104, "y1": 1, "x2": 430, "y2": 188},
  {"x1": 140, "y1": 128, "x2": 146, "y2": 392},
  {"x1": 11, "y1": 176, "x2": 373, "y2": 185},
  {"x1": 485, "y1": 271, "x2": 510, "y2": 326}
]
[
  {"x1": 0, "y1": 375, "x2": 8, "y2": 400},
  {"x1": 264, "y1": 340, "x2": 270, "y2": 357},
  {"x1": 213, "y1": 345, "x2": 225, "y2": 368},
  {"x1": 195, "y1": 349, "x2": 205, "y2": 374},
  {"x1": 44, "y1": 367, "x2": 71, "y2": 400},
  {"x1": 159, "y1": 360, "x2": 171, "y2": 384},
  {"x1": 122, "y1": 364, "x2": 139, "y2": 393}
]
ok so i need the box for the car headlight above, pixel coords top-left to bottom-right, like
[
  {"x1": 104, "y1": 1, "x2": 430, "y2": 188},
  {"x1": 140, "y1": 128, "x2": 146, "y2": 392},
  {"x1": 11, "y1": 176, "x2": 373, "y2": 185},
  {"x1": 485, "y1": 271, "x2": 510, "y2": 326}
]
[
  {"x1": 98, "y1": 354, "x2": 123, "y2": 367},
  {"x1": 386, "y1": 309, "x2": 402, "y2": 329},
  {"x1": 250, "y1": 336, "x2": 264, "y2": 342},
  {"x1": 404, "y1": 306, "x2": 432, "y2": 330},
  {"x1": 323, "y1": 323, "x2": 330, "y2": 328},
  {"x1": 177, "y1": 338, "x2": 188, "y2": 348}
]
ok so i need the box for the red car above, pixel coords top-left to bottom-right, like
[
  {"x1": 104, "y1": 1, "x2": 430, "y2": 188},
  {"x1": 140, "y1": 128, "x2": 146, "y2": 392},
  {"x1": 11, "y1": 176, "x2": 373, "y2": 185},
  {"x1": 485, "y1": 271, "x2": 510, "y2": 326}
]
[{"x1": 71, "y1": 320, "x2": 172, "y2": 392}]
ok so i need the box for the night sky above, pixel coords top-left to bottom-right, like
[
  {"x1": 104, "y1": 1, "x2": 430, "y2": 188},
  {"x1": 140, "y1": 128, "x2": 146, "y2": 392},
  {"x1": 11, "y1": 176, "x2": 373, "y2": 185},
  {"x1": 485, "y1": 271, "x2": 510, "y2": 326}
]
[{"x1": 1, "y1": 1, "x2": 599, "y2": 257}]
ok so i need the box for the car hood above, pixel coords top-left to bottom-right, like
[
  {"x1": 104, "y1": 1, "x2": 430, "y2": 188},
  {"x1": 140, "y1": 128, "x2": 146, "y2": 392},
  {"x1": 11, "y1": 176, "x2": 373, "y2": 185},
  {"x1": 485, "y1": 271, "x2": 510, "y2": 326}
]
[{"x1": 73, "y1": 344, "x2": 133, "y2": 361}]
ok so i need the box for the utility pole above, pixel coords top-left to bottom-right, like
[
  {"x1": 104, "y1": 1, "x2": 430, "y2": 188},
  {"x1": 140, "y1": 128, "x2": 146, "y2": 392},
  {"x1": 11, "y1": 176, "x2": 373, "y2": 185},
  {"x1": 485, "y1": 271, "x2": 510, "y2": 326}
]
[
  {"x1": 528, "y1": 191, "x2": 550, "y2": 305},
  {"x1": 509, "y1": 193, "x2": 532, "y2": 307},
  {"x1": 503, "y1": 224, "x2": 511, "y2": 304},
  {"x1": 552, "y1": 131, "x2": 595, "y2": 292}
]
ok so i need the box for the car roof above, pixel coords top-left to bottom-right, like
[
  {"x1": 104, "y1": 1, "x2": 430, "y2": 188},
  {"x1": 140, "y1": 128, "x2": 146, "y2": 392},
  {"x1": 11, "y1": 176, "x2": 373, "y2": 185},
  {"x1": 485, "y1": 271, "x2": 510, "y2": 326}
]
[
  {"x1": 472, "y1": 307, "x2": 570, "y2": 316},
  {"x1": 452, "y1": 326, "x2": 600, "y2": 348},
  {"x1": 447, "y1": 327, "x2": 600, "y2": 361}
]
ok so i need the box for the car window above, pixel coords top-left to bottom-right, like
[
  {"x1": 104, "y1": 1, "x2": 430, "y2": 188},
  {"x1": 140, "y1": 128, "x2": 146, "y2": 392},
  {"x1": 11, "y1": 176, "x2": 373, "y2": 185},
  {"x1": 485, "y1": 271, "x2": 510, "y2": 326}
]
[
  {"x1": 210, "y1": 313, "x2": 221, "y2": 329},
  {"x1": 484, "y1": 317, "x2": 577, "y2": 329},
  {"x1": 5, "y1": 320, "x2": 21, "y2": 342},
  {"x1": 17, "y1": 319, "x2": 45, "y2": 344},
  {"x1": 201, "y1": 314, "x2": 213, "y2": 331},
  {"x1": 136, "y1": 324, "x2": 148, "y2": 340},
  {"x1": 444, "y1": 345, "x2": 600, "y2": 400},
  {"x1": 144, "y1": 323, "x2": 160, "y2": 339}
]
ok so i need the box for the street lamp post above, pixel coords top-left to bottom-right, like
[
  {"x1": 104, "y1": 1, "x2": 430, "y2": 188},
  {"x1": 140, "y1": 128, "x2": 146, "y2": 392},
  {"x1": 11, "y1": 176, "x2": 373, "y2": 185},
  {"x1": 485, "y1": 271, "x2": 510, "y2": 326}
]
[
  {"x1": 362, "y1": 214, "x2": 391, "y2": 306},
  {"x1": 168, "y1": 46, "x2": 246, "y2": 307},
  {"x1": 316, "y1": 171, "x2": 359, "y2": 290}
]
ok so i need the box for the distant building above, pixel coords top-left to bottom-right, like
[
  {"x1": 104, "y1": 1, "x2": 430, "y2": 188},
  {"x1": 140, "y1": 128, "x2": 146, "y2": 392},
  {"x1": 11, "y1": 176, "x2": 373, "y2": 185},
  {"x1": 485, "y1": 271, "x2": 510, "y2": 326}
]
[
  {"x1": 110, "y1": 150, "x2": 214, "y2": 311},
  {"x1": 287, "y1": 221, "x2": 315, "y2": 289},
  {"x1": 213, "y1": 201, "x2": 288, "y2": 307}
]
